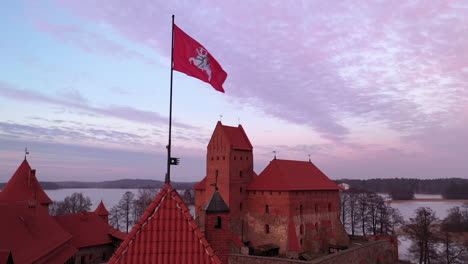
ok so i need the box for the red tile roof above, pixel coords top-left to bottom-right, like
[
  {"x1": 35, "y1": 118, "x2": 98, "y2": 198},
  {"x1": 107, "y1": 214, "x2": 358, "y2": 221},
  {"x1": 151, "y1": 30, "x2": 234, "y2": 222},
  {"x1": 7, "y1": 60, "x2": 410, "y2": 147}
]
[
  {"x1": 0, "y1": 202, "x2": 75, "y2": 263},
  {"x1": 288, "y1": 220, "x2": 301, "y2": 252},
  {"x1": 247, "y1": 159, "x2": 340, "y2": 191},
  {"x1": 0, "y1": 160, "x2": 52, "y2": 205},
  {"x1": 95, "y1": 201, "x2": 110, "y2": 216},
  {"x1": 109, "y1": 183, "x2": 222, "y2": 264},
  {"x1": 193, "y1": 176, "x2": 207, "y2": 190},
  {"x1": 54, "y1": 212, "x2": 117, "y2": 248},
  {"x1": 218, "y1": 122, "x2": 253, "y2": 151}
]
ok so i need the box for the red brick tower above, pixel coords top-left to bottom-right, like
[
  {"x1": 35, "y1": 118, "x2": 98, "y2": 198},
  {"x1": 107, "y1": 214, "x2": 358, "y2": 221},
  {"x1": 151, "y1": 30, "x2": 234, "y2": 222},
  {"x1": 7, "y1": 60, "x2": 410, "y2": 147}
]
[
  {"x1": 194, "y1": 121, "x2": 253, "y2": 234},
  {"x1": 204, "y1": 188, "x2": 231, "y2": 263}
]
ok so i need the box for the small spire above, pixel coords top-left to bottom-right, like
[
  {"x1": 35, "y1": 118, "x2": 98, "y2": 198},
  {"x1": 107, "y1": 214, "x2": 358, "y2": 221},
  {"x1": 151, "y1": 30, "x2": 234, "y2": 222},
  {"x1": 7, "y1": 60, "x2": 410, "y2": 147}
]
[
  {"x1": 273, "y1": 151, "x2": 277, "y2": 160},
  {"x1": 219, "y1": 115, "x2": 223, "y2": 122},
  {"x1": 308, "y1": 154, "x2": 311, "y2": 162},
  {"x1": 24, "y1": 147, "x2": 29, "y2": 161}
]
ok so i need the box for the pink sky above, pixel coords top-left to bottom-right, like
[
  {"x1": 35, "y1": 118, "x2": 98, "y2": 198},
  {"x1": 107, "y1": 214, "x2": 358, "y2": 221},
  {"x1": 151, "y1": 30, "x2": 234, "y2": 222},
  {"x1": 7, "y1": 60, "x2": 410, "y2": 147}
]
[{"x1": 0, "y1": 1, "x2": 467, "y2": 182}]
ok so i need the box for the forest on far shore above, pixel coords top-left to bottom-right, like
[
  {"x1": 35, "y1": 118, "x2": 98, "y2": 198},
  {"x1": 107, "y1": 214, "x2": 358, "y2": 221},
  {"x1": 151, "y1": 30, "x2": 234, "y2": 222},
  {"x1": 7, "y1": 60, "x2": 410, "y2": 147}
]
[{"x1": 335, "y1": 178, "x2": 468, "y2": 200}]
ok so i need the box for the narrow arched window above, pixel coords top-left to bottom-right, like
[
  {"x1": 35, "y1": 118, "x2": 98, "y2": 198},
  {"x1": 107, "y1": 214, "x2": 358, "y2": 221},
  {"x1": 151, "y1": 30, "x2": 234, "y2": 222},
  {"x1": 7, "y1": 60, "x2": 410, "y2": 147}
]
[
  {"x1": 215, "y1": 170, "x2": 219, "y2": 177},
  {"x1": 240, "y1": 202, "x2": 243, "y2": 210},
  {"x1": 239, "y1": 171, "x2": 243, "y2": 177},
  {"x1": 240, "y1": 187, "x2": 243, "y2": 193},
  {"x1": 265, "y1": 205, "x2": 269, "y2": 214},
  {"x1": 265, "y1": 224, "x2": 270, "y2": 234},
  {"x1": 328, "y1": 203, "x2": 332, "y2": 212},
  {"x1": 215, "y1": 216, "x2": 222, "y2": 229},
  {"x1": 300, "y1": 204, "x2": 303, "y2": 216},
  {"x1": 300, "y1": 224, "x2": 304, "y2": 235},
  {"x1": 315, "y1": 203, "x2": 318, "y2": 213}
]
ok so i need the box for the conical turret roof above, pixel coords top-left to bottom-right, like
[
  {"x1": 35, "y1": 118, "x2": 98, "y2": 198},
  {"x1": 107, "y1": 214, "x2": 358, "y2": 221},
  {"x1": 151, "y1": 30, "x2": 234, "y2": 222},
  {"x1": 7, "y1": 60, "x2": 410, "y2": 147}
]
[
  {"x1": 94, "y1": 201, "x2": 110, "y2": 216},
  {"x1": 205, "y1": 190, "x2": 230, "y2": 214},
  {"x1": 0, "y1": 160, "x2": 52, "y2": 205}
]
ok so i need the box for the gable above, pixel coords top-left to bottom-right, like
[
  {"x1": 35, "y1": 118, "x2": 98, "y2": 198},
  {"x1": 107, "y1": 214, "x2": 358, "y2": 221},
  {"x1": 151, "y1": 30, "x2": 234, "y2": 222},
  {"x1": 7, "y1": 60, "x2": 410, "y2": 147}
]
[{"x1": 109, "y1": 183, "x2": 221, "y2": 264}]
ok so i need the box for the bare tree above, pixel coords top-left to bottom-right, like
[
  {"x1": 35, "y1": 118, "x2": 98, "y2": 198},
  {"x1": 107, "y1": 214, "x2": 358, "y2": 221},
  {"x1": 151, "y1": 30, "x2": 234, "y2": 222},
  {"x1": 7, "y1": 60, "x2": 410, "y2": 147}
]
[
  {"x1": 49, "y1": 192, "x2": 92, "y2": 216},
  {"x1": 117, "y1": 191, "x2": 135, "y2": 233},
  {"x1": 133, "y1": 188, "x2": 157, "y2": 221},
  {"x1": 404, "y1": 207, "x2": 439, "y2": 264},
  {"x1": 356, "y1": 192, "x2": 369, "y2": 236}
]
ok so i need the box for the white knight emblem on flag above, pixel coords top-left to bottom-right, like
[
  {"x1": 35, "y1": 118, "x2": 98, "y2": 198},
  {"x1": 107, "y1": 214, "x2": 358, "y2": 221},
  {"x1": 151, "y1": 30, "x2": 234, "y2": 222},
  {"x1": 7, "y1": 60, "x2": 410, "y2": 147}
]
[{"x1": 189, "y1": 47, "x2": 212, "y2": 81}]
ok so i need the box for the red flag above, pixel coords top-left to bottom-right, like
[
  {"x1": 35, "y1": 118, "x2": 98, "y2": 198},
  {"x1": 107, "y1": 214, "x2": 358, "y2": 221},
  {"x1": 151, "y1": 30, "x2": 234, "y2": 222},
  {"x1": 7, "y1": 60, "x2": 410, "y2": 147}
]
[{"x1": 173, "y1": 24, "x2": 227, "y2": 93}]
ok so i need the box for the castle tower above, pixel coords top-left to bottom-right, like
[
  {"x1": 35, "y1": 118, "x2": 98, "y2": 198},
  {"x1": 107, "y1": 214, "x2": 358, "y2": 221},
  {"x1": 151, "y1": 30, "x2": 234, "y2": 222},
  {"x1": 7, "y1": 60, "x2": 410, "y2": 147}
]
[
  {"x1": 194, "y1": 121, "x2": 253, "y2": 234},
  {"x1": 204, "y1": 189, "x2": 231, "y2": 264},
  {"x1": 0, "y1": 160, "x2": 52, "y2": 208},
  {"x1": 95, "y1": 201, "x2": 110, "y2": 223}
]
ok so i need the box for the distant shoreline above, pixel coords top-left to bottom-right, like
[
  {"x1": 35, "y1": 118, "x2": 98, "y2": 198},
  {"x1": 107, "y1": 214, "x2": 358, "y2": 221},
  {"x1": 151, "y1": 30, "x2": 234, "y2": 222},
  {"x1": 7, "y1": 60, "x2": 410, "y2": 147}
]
[{"x1": 390, "y1": 198, "x2": 468, "y2": 203}]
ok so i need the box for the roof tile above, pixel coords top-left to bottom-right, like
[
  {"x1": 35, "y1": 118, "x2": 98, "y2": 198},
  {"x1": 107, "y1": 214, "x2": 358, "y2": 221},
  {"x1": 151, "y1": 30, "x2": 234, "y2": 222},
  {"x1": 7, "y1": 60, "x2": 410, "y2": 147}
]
[
  {"x1": 109, "y1": 183, "x2": 222, "y2": 264},
  {"x1": 248, "y1": 159, "x2": 340, "y2": 191}
]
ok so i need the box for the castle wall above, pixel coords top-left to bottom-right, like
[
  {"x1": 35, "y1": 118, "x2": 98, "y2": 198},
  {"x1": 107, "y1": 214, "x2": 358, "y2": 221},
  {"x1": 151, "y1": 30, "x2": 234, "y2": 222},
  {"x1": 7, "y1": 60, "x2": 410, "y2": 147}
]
[
  {"x1": 244, "y1": 190, "x2": 291, "y2": 251},
  {"x1": 228, "y1": 239, "x2": 398, "y2": 264}
]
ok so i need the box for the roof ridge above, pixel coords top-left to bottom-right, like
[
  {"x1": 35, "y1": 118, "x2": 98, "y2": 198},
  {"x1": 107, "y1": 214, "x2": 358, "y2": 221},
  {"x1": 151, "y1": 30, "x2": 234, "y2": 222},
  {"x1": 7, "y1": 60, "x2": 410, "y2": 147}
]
[{"x1": 109, "y1": 184, "x2": 222, "y2": 264}]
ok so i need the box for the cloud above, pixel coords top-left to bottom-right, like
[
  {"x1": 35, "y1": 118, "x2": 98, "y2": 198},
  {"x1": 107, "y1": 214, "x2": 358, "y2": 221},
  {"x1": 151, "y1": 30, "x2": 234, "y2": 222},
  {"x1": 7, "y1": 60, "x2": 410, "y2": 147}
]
[
  {"x1": 49, "y1": 0, "x2": 468, "y2": 143},
  {"x1": 32, "y1": 20, "x2": 158, "y2": 65},
  {"x1": 0, "y1": 81, "x2": 194, "y2": 129},
  {"x1": 0, "y1": 137, "x2": 205, "y2": 182}
]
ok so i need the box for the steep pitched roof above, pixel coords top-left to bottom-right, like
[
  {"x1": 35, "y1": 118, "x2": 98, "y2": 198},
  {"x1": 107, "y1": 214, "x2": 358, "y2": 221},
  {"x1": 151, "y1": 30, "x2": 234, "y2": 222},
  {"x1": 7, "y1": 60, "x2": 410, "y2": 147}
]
[
  {"x1": 247, "y1": 159, "x2": 340, "y2": 191},
  {"x1": 0, "y1": 202, "x2": 76, "y2": 263},
  {"x1": 54, "y1": 212, "x2": 122, "y2": 248},
  {"x1": 205, "y1": 190, "x2": 230, "y2": 213},
  {"x1": 109, "y1": 183, "x2": 222, "y2": 264},
  {"x1": 193, "y1": 176, "x2": 207, "y2": 190},
  {"x1": 214, "y1": 121, "x2": 253, "y2": 151},
  {"x1": 95, "y1": 201, "x2": 110, "y2": 216},
  {"x1": 0, "y1": 160, "x2": 52, "y2": 205}
]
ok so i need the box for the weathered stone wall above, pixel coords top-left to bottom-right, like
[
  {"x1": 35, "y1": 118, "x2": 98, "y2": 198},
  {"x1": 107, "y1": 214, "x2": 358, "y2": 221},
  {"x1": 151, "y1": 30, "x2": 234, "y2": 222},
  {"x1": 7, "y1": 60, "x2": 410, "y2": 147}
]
[
  {"x1": 70, "y1": 244, "x2": 115, "y2": 264},
  {"x1": 229, "y1": 239, "x2": 398, "y2": 264}
]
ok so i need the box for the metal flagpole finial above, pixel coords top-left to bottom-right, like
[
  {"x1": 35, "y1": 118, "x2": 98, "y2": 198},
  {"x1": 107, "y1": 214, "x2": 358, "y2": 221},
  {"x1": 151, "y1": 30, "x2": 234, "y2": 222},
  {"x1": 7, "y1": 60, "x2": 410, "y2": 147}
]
[
  {"x1": 24, "y1": 147, "x2": 30, "y2": 161},
  {"x1": 219, "y1": 115, "x2": 223, "y2": 122},
  {"x1": 273, "y1": 151, "x2": 277, "y2": 160}
]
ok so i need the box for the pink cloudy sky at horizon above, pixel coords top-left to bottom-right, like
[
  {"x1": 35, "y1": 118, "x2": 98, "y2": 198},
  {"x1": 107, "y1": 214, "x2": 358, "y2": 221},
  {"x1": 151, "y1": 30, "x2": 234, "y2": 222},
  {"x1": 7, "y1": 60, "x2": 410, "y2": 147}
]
[{"x1": 0, "y1": 0, "x2": 467, "y2": 182}]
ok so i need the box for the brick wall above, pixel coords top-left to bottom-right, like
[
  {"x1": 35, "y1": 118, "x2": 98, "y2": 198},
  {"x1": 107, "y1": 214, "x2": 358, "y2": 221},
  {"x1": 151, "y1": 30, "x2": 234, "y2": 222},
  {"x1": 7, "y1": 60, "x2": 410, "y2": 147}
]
[{"x1": 229, "y1": 239, "x2": 398, "y2": 264}]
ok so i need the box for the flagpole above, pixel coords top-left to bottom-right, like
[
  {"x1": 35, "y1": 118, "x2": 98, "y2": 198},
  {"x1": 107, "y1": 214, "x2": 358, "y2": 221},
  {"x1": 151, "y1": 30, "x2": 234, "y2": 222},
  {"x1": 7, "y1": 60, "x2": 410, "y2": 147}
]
[{"x1": 165, "y1": 14, "x2": 175, "y2": 184}]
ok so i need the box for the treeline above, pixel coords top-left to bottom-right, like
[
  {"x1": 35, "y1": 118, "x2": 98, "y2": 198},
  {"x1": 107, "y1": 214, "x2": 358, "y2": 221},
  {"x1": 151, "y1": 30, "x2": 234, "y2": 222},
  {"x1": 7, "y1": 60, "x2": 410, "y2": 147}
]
[
  {"x1": 0, "y1": 179, "x2": 198, "y2": 190},
  {"x1": 340, "y1": 190, "x2": 403, "y2": 236},
  {"x1": 404, "y1": 206, "x2": 468, "y2": 263},
  {"x1": 336, "y1": 178, "x2": 468, "y2": 199}
]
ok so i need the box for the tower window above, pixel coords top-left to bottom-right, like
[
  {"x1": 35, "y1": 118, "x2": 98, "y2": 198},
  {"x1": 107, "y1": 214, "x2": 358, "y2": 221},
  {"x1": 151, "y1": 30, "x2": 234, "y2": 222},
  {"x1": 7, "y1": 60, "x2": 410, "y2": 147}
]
[
  {"x1": 239, "y1": 171, "x2": 243, "y2": 177},
  {"x1": 211, "y1": 157, "x2": 214, "y2": 161},
  {"x1": 265, "y1": 224, "x2": 270, "y2": 234},
  {"x1": 265, "y1": 205, "x2": 269, "y2": 214},
  {"x1": 300, "y1": 224, "x2": 304, "y2": 234},
  {"x1": 223, "y1": 156, "x2": 225, "y2": 160},
  {"x1": 315, "y1": 204, "x2": 318, "y2": 213},
  {"x1": 300, "y1": 238, "x2": 303, "y2": 245},
  {"x1": 240, "y1": 203, "x2": 243, "y2": 210},
  {"x1": 240, "y1": 187, "x2": 243, "y2": 193},
  {"x1": 217, "y1": 156, "x2": 219, "y2": 160},
  {"x1": 240, "y1": 156, "x2": 243, "y2": 160},
  {"x1": 216, "y1": 170, "x2": 219, "y2": 177},
  {"x1": 234, "y1": 156, "x2": 237, "y2": 160},
  {"x1": 215, "y1": 216, "x2": 222, "y2": 229},
  {"x1": 328, "y1": 203, "x2": 332, "y2": 212},
  {"x1": 300, "y1": 204, "x2": 303, "y2": 216},
  {"x1": 246, "y1": 156, "x2": 249, "y2": 160}
]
